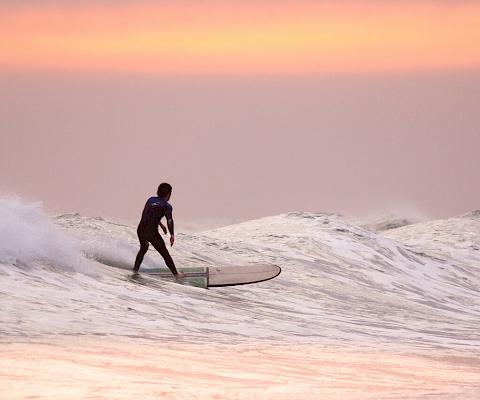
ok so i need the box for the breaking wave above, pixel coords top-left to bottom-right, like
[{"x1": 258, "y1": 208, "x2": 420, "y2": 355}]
[{"x1": 1, "y1": 198, "x2": 479, "y2": 351}]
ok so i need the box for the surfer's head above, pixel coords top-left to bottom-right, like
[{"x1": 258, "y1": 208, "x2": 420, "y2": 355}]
[{"x1": 157, "y1": 183, "x2": 172, "y2": 200}]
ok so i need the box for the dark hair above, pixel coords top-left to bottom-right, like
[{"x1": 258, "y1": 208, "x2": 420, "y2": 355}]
[{"x1": 157, "y1": 182, "x2": 172, "y2": 198}]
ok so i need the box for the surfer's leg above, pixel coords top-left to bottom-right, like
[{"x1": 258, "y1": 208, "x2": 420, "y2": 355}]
[
  {"x1": 150, "y1": 234, "x2": 178, "y2": 275},
  {"x1": 133, "y1": 239, "x2": 149, "y2": 272}
]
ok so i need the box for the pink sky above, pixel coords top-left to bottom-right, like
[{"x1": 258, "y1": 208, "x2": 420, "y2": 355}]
[{"x1": 0, "y1": 1, "x2": 479, "y2": 222}]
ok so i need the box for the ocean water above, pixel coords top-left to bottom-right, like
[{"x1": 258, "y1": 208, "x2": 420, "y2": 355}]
[{"x1": 1, "y1": 198, "x2": 479, "y2": 399}]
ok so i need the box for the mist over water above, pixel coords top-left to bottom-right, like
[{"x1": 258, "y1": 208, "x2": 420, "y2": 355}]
[{"x1": 0, "y1": 198, "x2": 92, "y2": 273}]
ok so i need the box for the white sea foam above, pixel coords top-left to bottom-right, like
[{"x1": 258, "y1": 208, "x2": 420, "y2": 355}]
[
  {"x1": 1, "y1": 199, "x2": 479, "y2": 353},
  {"x1": 0, "y1": 198, "x2": 92, "y2": 273}
]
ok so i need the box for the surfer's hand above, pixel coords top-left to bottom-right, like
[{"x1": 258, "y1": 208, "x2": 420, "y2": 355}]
[
  {"x1": 159, "y1": 222, "x2": 167, "y2": 234},
  {"x1": 170, "y1": 235, "x2": 175, "y2": 246},
  {"x1": 174, "y1": 271, "x2": 186, "y2": 280}
]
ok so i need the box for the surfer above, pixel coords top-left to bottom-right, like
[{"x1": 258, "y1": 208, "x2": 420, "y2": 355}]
[{"x1": 133, "y1": 183, "x2": 185, "y2": 279}]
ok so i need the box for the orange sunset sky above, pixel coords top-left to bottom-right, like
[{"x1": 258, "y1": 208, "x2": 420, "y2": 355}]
[
  {"x1": 1, "y1": 1, "x2": 479, "y2": 221},
  {"x1": 1, "y1": 1, "x2": 480, "y2": 75}
]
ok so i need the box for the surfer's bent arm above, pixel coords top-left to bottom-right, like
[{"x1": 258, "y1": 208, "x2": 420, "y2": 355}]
[
  {"x1": 165, "y1": 206, "x2": 175, "y2": 236},
  {"x1": 167, "y1": 218, "x2": 174, "y2": 236},
  {"x1": 158, "y1": 220, "x2": 167, "y2": 234}
]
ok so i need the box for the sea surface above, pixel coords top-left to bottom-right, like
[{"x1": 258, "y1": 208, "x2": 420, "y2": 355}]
[{"x1": 1, "y1": 198, "x2": 479, "y2": 399}]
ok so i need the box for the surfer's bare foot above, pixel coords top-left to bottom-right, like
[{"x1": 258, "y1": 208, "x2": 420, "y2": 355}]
[{"x1": 174, "y1": 272, "x2": 186, "y2": 280}]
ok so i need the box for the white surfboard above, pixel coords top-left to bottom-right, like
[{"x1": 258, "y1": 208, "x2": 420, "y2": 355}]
[
  {"x1": 208, "y1": 264, "x2": 281, "y2": 287},
  {"x1": 145, "y1": 264, "x2": 281, "y2": 288}
]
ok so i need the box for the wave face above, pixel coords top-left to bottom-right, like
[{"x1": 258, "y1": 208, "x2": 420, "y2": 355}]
[{"x1": 1, "y1": 198, "x2": 479, "y2": 351}]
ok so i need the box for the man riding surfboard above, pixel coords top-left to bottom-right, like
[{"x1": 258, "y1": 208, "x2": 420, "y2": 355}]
[{"x1": 133, "y1": 183, "x2": 185, "y2": 279}]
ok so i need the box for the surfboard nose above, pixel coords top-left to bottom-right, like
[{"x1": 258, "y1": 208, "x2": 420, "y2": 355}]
[{"x1": 207, "y1": 264, "x2": 281, "y2": 287}]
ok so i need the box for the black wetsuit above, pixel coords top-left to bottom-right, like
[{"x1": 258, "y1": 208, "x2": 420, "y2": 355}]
[{"x1": 134, "y1": 196, "x2": 177, "y2": 274}]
